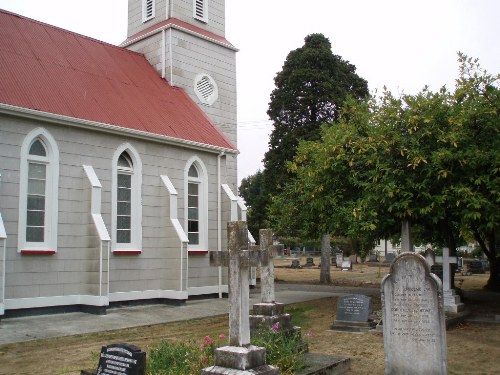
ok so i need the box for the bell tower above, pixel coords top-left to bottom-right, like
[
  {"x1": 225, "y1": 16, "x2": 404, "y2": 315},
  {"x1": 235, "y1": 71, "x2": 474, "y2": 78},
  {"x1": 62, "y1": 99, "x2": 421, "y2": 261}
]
[{"x1": 121, "y1": 0, "x2": 238, "y2": 151}]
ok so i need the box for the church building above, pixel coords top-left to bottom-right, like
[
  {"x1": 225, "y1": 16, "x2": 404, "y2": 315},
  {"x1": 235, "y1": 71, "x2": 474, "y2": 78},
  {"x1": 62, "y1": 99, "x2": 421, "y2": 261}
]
[{"x1": 0, "y1": 0, "x2": 244, "y2": 318}]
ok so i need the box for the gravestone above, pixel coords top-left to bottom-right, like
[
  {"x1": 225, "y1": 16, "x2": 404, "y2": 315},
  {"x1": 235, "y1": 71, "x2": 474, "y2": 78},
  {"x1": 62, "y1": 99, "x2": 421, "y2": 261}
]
[
  {"x1": 83, "y1": 343, "x2": 146, "y2": 375},
  {"x1": 468, "y1": 260, "x2": 485, "y2": 274},
  {"x1": 341, "y1": 260, "x2": 352, "y2": 271},
  {"x1": 383, "y1": 253, "x2": 396, "y2": 265},
  {"x1": 366, "y1": 254, "x2": 378, "y2": 263},
  {"x1": 381, "y1": 253, "x2": 447, "y2": 375},
  {"x1": 435, "y1": 248, "x2": 465, "y2": 313},
  {"x1": 331, "y1": 294, "x2": 375, "y2": 332},
  {"x1": 335, "y1": 252, "x2": 344, "y2": 268},
  {"x1": 203, "y1": 221, "x2": 278, "y2": 374},
  {"x1": 349, "y1": 254, "x2": 357, "y2": 264},
  {"x1": 291, "y1": 259, "x2": 301, "y2": 269},
  {"x1": 305, "y1": 257, "x2": 315, "y2": 267},
  {"x1": 250, "y1": 229, "x2": 293, "y2": 336},
  {"x1": 424, "y1": 248, "x2": 436, "y2": 266}
]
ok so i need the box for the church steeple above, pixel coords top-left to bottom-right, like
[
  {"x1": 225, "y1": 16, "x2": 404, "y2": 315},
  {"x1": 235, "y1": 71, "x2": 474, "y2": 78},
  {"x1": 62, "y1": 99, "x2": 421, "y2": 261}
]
[{"x1": 121, "y1": 0, "x2": 237, "y2": 148}]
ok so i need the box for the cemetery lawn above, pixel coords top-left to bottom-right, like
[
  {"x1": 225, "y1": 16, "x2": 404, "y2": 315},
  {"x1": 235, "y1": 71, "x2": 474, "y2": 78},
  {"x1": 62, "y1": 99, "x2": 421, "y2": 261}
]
[{"x1": 0, "y1": 257, "x2": 499, "y2": 375}]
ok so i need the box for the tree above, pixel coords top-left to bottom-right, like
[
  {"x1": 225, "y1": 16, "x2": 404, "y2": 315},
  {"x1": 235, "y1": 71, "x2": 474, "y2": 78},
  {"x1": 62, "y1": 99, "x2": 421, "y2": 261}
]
[
  {"x1": 264, "y1": 33, "x2": 369, "y2": 197},
  {"x1": 240, "y1": 34, "x2": 368, "y2": 239},
  {"x1": 269, "y1": 54, "x2": 499, "y2": 290},
  {"x1": 239, "y1": 170, "x2": 268, "y2": 239}
]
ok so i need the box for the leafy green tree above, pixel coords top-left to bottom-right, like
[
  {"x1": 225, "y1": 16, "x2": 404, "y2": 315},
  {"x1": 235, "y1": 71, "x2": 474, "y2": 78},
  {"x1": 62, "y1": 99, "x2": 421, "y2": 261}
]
[
  {"x1": 239, "y1": 170, "x2": 268, "y2": 239},
  {"x1": 269, "y1": 54, "x2": 499, "y2": 290}
]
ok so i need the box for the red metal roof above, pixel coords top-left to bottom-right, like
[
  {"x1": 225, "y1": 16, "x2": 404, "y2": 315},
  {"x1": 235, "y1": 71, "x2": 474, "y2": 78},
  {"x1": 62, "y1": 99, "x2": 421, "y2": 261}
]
[{"x1": 0, "y1": 9, "x2": 236, "y2": 152}]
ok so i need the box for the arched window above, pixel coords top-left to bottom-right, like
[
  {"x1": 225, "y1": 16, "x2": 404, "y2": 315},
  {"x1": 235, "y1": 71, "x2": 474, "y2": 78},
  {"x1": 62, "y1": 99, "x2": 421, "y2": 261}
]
[
  {"x1": 185, "y1": 158, "x2": 207, "y2": 250},
  {"x1": 18, "y1": 128, "x2": 59, "y2": 253},
  {"x1": 112, "y1": 145, "x2": 142, "y2": 252}
]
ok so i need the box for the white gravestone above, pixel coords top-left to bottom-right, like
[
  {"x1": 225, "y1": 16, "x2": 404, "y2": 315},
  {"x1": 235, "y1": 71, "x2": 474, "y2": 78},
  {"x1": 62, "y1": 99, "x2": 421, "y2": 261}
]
[
  {"x1": 435, "y1": 247, "x2": 465, "y2": 313},
  {"x1": 381, "y1": 253, "x2": 447, "y2": 375}
]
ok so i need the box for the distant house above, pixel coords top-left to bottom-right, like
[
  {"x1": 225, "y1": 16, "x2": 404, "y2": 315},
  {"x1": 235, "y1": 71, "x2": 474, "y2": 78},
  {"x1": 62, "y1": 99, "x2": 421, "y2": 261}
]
[{"x1": 0, "y1": 0, "x2": 244, "y2": 318}]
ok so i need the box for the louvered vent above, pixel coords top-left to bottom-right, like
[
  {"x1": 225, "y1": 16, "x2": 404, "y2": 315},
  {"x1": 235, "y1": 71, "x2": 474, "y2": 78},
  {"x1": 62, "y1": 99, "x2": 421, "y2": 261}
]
[
  {"x1": 194, "y1": 0, "x2": 207, "y2": 22},
  {"x1": 194, "y1": 74, "x2": 218, "y2": 106},
  {"x1": 143, "y1": 0, "x2": 155, "y2": 21}
]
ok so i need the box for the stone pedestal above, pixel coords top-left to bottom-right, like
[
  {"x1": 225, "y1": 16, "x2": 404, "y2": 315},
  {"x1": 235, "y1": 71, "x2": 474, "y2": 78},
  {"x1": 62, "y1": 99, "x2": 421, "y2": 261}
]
[
  {"x1": 201, "y1": 345, "x2": 279, "y2": 374},
  {"x1": 443, "y1": 289, "x2": 465, "y2": 313},
  {"x1": 250, "y1": 302, "x2": 293, "y2": 333}
]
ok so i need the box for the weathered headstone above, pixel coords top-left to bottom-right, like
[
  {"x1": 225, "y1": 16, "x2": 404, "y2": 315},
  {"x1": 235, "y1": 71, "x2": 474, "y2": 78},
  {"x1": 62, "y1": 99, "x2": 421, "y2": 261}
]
[
  {"x1": 305, "y1": 257, "x2": 315, "y2": 267},
  {"x1": 341, "y1": 260, "x2": 352, "y2": 271},
  {"x1": 90, "y1": 343, "x2": 146, "y2": 375},
  {"x1": 435, "y1": 248, "x2": 465, "y2": 313},
  {"x1": 335, "y1": 252, "x2": 344, "y2": 268},
  {"x1": 204, "y1": 221, "x2": 279, "y2": 374},
  {"x1": 383, "y1": 253, "x2": 396, "y2": 265},
  {"x1": 424, "y1": 248, "x2": 436, "y2": 266},
  {"x1": 468, "y1": 260, "x2": 485, "y2": 274},
  {"x1": 291, "y1": 259, "x2": 301, "y2": 269},
  {"x1": 366, "y1": 254, "x2": 378, "y2": 263},
  {"x1": 381, "y1": 253, "x2": 447, "y2": 375},
  {"x1": 331, "y1": 294, "x2": 375, "y2": 332}
]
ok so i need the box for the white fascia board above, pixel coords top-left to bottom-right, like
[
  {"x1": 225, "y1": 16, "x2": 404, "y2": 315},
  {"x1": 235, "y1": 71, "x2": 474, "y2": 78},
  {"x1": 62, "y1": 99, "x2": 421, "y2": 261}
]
[{"x1": 0, "y1": 104, "x2": 238, "y2": 155}]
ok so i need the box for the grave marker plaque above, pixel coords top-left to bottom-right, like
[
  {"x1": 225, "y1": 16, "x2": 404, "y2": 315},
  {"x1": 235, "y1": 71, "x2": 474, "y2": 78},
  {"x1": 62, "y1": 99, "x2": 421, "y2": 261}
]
[
  {"x1": 331, "y1": 294, "x2": 375, "y2": 332},
  {"x1": 96, "y1": 344, "x2": 146, "y2": 375},
  {"x1": 381, "y1": 253, "x2": 447, "y2": 375}
]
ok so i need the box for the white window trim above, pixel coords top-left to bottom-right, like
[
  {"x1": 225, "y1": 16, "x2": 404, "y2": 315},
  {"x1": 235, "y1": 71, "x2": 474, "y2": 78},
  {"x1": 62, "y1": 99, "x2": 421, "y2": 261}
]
[
  {"x1": 184, "y1": 156, "x2": 208, "y2": 251},
  {"x1": 193, "y1": 0, "x2": 208, "y2": 23},
  {"x1": 142, "y1": 0, "x2": 155, "y2": 22},
  {"x1": 18, "y1": 128, "x2": 59, "y2": 253},
  {"x1": 111, "y1": 144, "x2": 142, "y2": 253}
]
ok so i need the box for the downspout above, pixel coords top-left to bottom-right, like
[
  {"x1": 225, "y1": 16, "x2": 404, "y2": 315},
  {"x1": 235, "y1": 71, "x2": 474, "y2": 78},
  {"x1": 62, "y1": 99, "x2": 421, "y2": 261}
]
[
  {"x1": 161, "y1": 29, "x2": 166, "y2": 79},
  {"x1": 217, "y1": 151, "x2": 225, "y2": 297}
]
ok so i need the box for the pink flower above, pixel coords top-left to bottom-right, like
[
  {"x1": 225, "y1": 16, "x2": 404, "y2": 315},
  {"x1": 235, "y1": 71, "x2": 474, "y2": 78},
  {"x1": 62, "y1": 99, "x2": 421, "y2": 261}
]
[
  {"x1": 199, "y1": 344, "x2": 206, "y2": 350},
  {"x1": 306, "y1": 329, "x2": 314, "y2": 337},
  {"x1": 271, "y1": 323, "x2": 280, "y2": 332},
  {"x1": 201, "y1": 356, "x2": 209, "y2": 364},
  {"x1": 204, "y1": 336, "x2": 214, "y2": 345},
  {"x1": 218, "y1": 334, "x2": 225, "y2": 340}
]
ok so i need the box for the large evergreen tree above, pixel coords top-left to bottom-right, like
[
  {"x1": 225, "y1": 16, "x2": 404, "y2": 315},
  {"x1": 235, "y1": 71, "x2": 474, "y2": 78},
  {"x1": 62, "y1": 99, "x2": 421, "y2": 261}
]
[
  {"x1": 264, "y1": 33, "x2": 369, "y2": 194},
  {"x1": 240, "y1": 34, "x2": 369, "y2": 234}
]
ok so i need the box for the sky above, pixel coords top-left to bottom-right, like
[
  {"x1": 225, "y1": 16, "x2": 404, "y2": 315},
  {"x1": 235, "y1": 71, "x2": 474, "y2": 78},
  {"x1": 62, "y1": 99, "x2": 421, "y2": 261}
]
[{"x1": 0, "y1": 0, "x2": 499, "y2": 185}]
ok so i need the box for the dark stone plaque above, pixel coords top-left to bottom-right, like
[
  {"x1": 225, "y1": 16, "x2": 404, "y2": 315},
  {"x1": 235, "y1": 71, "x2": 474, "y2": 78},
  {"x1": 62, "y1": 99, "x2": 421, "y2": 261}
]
[
  {"x1": 335, "y1": 294, "x2": 372, "y2": 322},
  {"x1": 96, "y1": 343, "x2": 146, "y2": 375}
]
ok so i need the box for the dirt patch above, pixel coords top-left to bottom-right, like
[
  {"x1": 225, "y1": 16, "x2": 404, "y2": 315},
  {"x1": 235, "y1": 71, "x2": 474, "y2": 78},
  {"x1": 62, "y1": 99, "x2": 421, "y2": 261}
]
[{"x1": 0, "y1": 256, "x2": 498, "y2": 374}]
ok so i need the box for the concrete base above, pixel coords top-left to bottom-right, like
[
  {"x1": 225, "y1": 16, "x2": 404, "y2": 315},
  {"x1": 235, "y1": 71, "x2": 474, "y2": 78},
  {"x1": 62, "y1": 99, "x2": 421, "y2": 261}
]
[
  {"x1": 202, "y1": 365, "x2": 279, "y2": 374},
  {"x1": 443, "y1": 289, "x2": 465, "y2": 313},
  {"x1": 298, "y1": 353, "x2": 351, "y2": 375},
  {"x1": 330, "y1": 320, "x2": 376, "y2": 332},
  {"x1": 250, "y1": 302, "x2": 294, "y2": 334},
  {"x1": 205, "y1": 345, "x2": 277, "y2": 372}
]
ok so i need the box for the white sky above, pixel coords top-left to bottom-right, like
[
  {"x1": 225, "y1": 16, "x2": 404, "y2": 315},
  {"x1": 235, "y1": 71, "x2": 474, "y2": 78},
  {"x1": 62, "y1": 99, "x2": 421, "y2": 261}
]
[{"x1": 1, "y1": 0, "x2": 498, "y2": 185}]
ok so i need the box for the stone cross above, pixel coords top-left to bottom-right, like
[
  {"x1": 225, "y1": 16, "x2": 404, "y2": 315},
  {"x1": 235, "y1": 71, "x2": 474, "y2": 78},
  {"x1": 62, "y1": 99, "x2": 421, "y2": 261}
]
[
  {"x1": 435, "y1": 247, "x2": 456, "y2": 292},
  {"x1": 435, "y1": 247, "x2": 464, "y2": 313},
  {"x1": 210, "y1": 221, "x2": 270, "y2": 346},
  {"x1": 257, "y1": 229, "x2": 283, "y2": 304}
]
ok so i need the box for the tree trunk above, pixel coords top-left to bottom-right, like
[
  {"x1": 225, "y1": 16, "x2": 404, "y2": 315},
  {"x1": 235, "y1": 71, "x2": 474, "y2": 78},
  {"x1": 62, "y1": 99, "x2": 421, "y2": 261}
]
[
  {"x1": 474, "y1": 229, "x2": 500, "y2": 291},
  {"x1": 320, "y1": 234, "x2": 331, "y2": 284}
]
